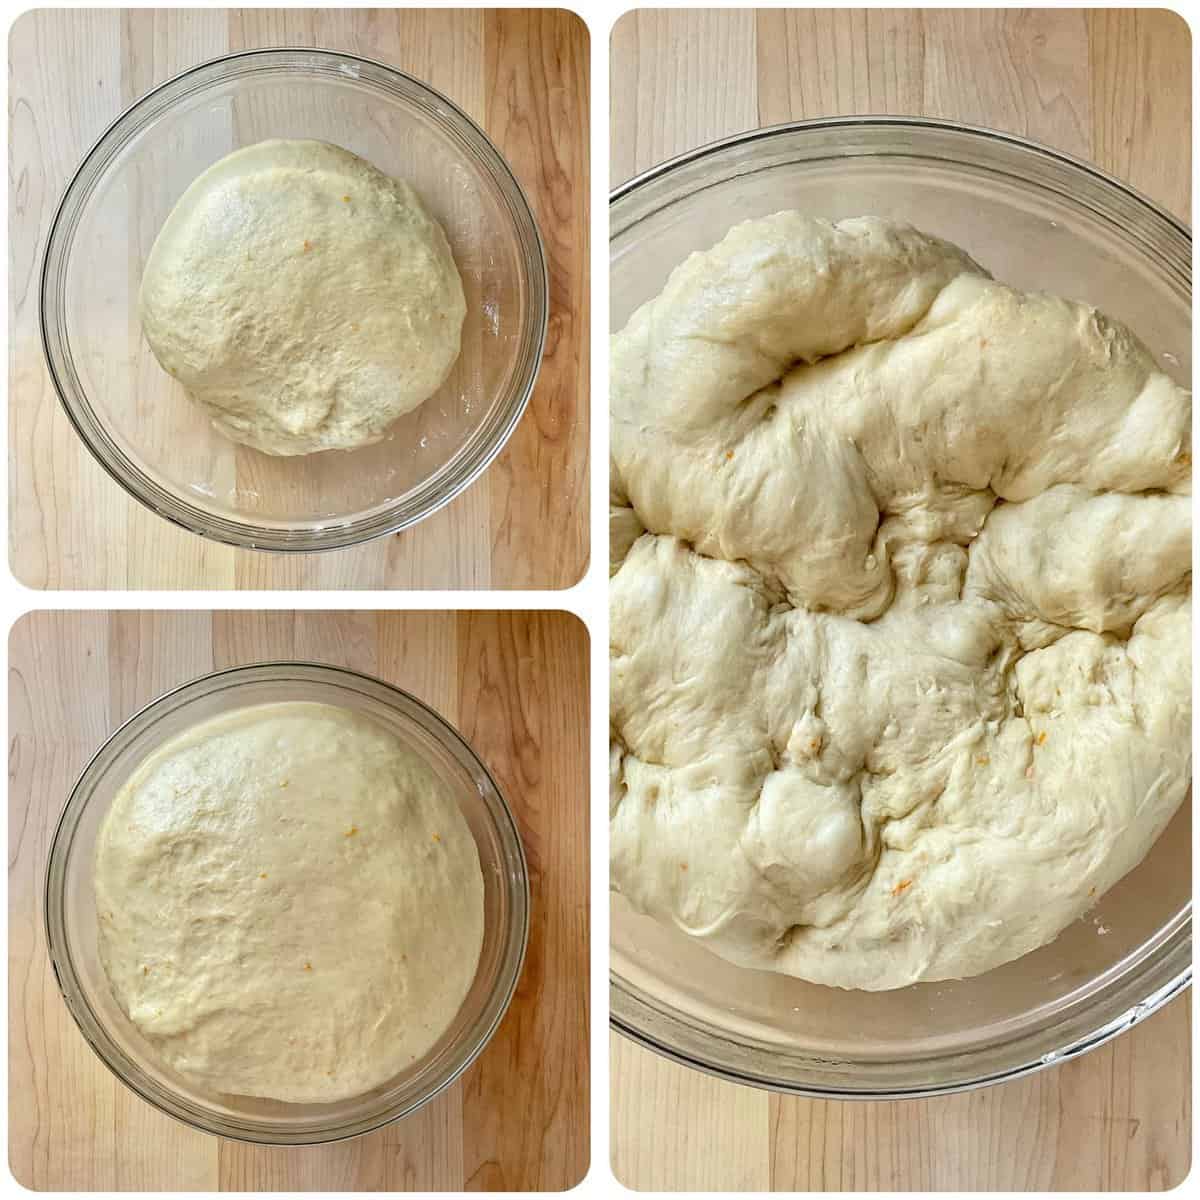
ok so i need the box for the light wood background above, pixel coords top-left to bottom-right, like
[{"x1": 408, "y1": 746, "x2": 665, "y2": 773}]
[
  {"x1": 611, "y1": 7, "x2": 1191, "y2": 222},
  {"x1": 610, "y1": 8, "x2": 1191, "y2": 1191},
  {"x1": 10, "y1": 8, "x2": 589, "y2": 589},
  {"x1": 9, "y1": 610, "x2": 589, "y2": 1190}
]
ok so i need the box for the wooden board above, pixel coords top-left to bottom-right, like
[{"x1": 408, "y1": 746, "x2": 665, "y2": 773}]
[
  {"x1": 9, "y1": 8, "x2": 589, "y2": 589},
  {"x1": 611, "y1": 8, "x2": 1190, "y2": 221},
  {"x1": 609, "y1": 8, "x2": 1191, "y2": 1191},
  {"x1": 9, "y1": 610, "x2": 589, "y2": 1190}
]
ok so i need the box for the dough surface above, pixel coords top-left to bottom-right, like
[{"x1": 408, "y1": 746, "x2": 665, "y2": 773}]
[
  {"x1": 95, "y1": 701, "x2": 484, "y2": 1102},
  {"x1": 140, "y1": 139, "x2": 466, "y2": 455},
  {"x1": 610, "y1": 212, "x2": 1191, "y2": 990}
]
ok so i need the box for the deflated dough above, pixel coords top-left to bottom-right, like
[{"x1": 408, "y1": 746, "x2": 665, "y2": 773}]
[
  {"x1": 610, "y1": 212, "x2": 1191, "y2": 990},
  {"x1": 95, "y1": 702, "x2": 484, "y2": 1102},
  {"x1": 140, "y1": 139, "x2": 466, "y2": 455}
]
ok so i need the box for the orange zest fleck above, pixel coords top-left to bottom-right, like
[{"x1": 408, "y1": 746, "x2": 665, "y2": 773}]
[
  {"x1": 344, "y1": 825, "x2": 358, "y2": 838},
  {"x1": 1035, "y1": 731, "x2": 1047, "y2": 746},
  {"x1": 679, "y1": 862, "x2": 688, "y2": 871},
  {"x1": 725, "y1": 450, "x2": 734, "y2": 461},
  {"x1": 259, "y1": 872, "x2": 268, "y2": 879},
  {"x1": 975, "y1": 753, "x2": 990, "y2": 765},
  {"x1": 892, "y1": 879, "x2": 913, "y2": 896},
  {"x1": 304, "y1": 962, "x2": 312, "y2": 971},
  {"x1": 431, "y1": 832, "x2": 441, "y2": 843},
  {"x1": 302, "y1": 240, "x2": 313, "y2": 252}
]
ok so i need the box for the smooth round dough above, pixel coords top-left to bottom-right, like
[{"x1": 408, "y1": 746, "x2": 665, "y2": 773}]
[
  {"x1": 140, "y1": 139, "x2": 466, "y2": 455},
  {"x1": 610, "y1": 212, "x2": 1191, "y2": 991},
  {"x1": 95, "y1": 701, "x2": 484, "y2": 1102}
]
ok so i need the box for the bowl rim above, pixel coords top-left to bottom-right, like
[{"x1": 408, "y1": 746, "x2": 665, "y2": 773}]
[
  {"x1": 43, "y1": 660, "x2": 531, "y2": 1144},
  {"x1": 40, "y1": 45, "x2": 550, "y2": 553},
  {"x1": 611, "y1": 917, "x2": 1191, "y2": 1100},
  {"x1": 612, "y1": 113, "x2": 1191, "y2": 242},
  {"x1": 609, "y1": 114, "x2": 1192, "y2": 1097}
]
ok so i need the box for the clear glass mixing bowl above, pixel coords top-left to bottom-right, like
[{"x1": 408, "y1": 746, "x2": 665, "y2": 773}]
[
  {"x1": 610, "y1": 117, "x2": 1192, "y2": 1097},
  {"x1": 45, "y1": 663, "x2": 529, "y2": 1143},
  {"x1": 41, "y1": 48, "x2": 547, "y2": 551}
]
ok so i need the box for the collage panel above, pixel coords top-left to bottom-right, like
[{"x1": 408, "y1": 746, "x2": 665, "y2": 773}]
[
  {"x1": 9, "y1": 609, "x2": 589, "y2": 1190},
  {"x1": 609, "y1": 6, "x2": 1191, "y2": 1192},
  {"x1": 10, "y1": 7, "x2": 588, "y2": 590}
]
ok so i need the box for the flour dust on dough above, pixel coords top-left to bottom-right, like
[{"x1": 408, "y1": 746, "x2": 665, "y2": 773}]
[
  {"x1": 95, "y1": 701, "x2": 484, "y2": 1102},
  {"x1": 140, "y1": 139, "x2": 466, "y2": 455},
  {"x1": 610, "y1": 212, "x2": 1191, "y2": 991}
]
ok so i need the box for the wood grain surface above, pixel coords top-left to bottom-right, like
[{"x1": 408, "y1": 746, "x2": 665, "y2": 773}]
[
  {"x1": 610, "y1": 6, "x2": 1191, "y2": 221},
  {"x1": 9, "y1": 8, "x2": 589, "y2": 589},
  {"x1": 9, "y1": 610, "x2": 589, "y2": 1190},
  {"x1": 609, "y1": 8, "x2": 1191, "y2": 1192}
]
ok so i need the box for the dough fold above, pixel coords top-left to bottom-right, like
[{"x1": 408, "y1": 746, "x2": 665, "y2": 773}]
[{"x1": 610, "y1": 213, "x2": 1191, "y2": 989}]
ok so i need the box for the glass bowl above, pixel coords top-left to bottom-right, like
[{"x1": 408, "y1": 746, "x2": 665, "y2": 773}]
[
  {"x1": 41, "y1": 48, "x2": 547, "y2": 551},
  {"x1": 610, "y1": 117, "x2": 1191, "y2": 1097},
  {"x1": 45, "y1": 663, "x2": 529, "y2": 1143}
]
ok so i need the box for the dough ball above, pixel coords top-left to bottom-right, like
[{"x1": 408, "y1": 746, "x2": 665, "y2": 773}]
[
  {"x1": 139, "y1": 139, "x2": 466, "y2": 455},
  {"x1": 610, "y1": 212, "x2": 1191, "y2": 990},
  {"x1": 94, "y1": 702, "x2": 485, "y2": 1103}
]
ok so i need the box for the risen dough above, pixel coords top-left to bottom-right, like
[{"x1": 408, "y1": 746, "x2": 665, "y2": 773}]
[
  {"x1": 610, "y1": 212, "x2": 1191, "y2": 990},
  {"x1": 95, "y1": 702, "x2": 484, "y2": 1102},
  {"x1": 140, "y1": 139, "x2": 466, "y2": 455}
]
